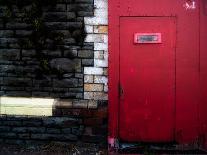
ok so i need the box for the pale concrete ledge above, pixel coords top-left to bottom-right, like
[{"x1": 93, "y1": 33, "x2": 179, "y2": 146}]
[{"x1": 0, "y1": 97, "x2": 55, "y2": 116}]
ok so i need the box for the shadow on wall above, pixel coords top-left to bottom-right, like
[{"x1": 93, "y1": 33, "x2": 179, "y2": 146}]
[{"x1": 0, "y1": 97, "x2": 108, "y2": 146}]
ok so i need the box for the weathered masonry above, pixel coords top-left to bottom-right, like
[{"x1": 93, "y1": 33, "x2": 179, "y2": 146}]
[
  {"x1": 108, "y1": 0, "x2": 207, "y2": 152},
  {"x1": 0, "y1": 0, "x2": 108, "y2": 145}
]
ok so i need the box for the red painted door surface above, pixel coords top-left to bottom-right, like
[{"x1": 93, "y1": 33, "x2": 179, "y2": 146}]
[{"x1": 119, "y1": 17, "x2": 176, "y2": 142}]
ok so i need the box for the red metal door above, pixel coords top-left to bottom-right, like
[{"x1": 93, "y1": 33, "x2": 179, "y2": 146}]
[{"x1": 119, "y1": 17, "x2": 176, "y2": 142}]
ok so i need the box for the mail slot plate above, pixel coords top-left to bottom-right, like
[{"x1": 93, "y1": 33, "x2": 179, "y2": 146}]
[{"x1": 134, "y1": 33, "x2": 162, "y2": 44}]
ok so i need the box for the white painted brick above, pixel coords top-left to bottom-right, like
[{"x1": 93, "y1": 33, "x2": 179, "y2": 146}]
[
  {"x1": 94, "y1": 76, "x2": 108, "y2": 85},
  {"x1": 94, "y1": 43, "x2": 108, "y2": 51},
  {"x1": 94, "y1": 0, "x2": 108, "y2": 9},
  {"x1": 84, "y1": 92, "x2": 94, "y2": 100},
  {"x1": 104, "y1": 51, "x2": 108, "y2": 59},
  {"x1": 94, "y1": 59, "x2": 108, "y2": 67},
  {"x1": 85, "y1": 34, "x2": 104, "y2": 43},
  {"x1": 104, "y1": 85, "x2": 108, "y2": 92},
  {"x1": 103, "y1": 34, "x2": 108, "y2": 43},
  {"x1": 84, "y1": 17, "x2": 108, "y2": 25},
  {"x1": 94, "y1": 8, "x2": 108, "y2": 18},
  {"x1": 85, "y1": 25, "x2": 93, "y2": 33},
  {"x1": 84, "y1": 75, "x2": 94, "y2": 83},
  {"x1": 84, "y1": 67, "x2": 103, "y2": 75},
  {"x1": 94, "y1": 51, "x2": 104, "y2": 59}
]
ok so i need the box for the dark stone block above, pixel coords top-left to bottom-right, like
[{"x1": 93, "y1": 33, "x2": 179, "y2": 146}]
[
  {"x1": 0, "y1": 126, "x2": 11, "y2": 132},
  {"x1": 49, "y1": 58, "x2": 75, "y2": 73},
  {"x1": 78, "y1": 11, "x2": 93, "y2": 16},
  {"x1": 0, "y1": 132, "x2": 17, "y2": 139},
  {"x1": 27, "y1": 127, "x2": 46, "y2": 133},
  {"x1": 22, "y1": 120, "x2": 42, "y2": 127},
  {"x1": 53, "y1": 78, "x2": 78, "y2": 88},
  {"x1": 4, "y1": 139, "x2": 25, "y2": 145},
  {"x1": 0, "y1": 49, "x2": 20, "y2": 60},
  {"x1": 61, "y1": 128, "x2": 71, "y2": 134},
  {"x1": 78, "y1": 50, "x2": 93, "y2": 58},
  {"x1": 43, "y1": 117, "x2": 80, "y2": 127},
  {"x1": 3, "y1": 77, "x2": 32, "y2": 87},
  {"x1": 15, "y1": 30, "x2": 32, "y2": 37},
  {"x1": 3, "y1": 121, "x2": 22, "y2": 126},
  {"x1": 6, "y1": 23, "x2": 32, "y2": 29},
  {"x1": 82, "y1": 59, "x2": 94, "y2": 66},
  {"x1": 46, "y1": 128, "x2": 61, "y2": 134},
  {"x1": 12, "y1": 127, "x2": 28, "y2": 133},
  {"x1": 31, "y1": 133, "x2": 78, "y2": 141},
  {"x1": 0, "y1": 30, "x2": 14, "y2": 37},
  {"x1": 18, "y1": 133, "x2": 30, "y2": 139},
  {"x1": 43, "y1": 12, "x2": 76, "y2": 21},
  {"x1": 22, "y1": 50, "x2": 36, "y2": 57}
]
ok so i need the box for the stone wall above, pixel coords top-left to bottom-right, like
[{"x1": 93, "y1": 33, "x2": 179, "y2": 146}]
[
  {"x1": 0, "y1": 0, "x2": 109, "y2": 146},
  {"x1": 0, "y1": 0, "x2": 94, "y2": 99},
  {"x1": 0, "y1": 113, "x2": 107, "y2": 146}
]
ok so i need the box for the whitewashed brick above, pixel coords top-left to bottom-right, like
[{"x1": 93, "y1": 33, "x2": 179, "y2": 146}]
[
  {"x1": 84, "y1": 17, "x2": 108, "y2": 25},
  {"x1": 94, "y1": 8, "x2": 108, "y2": 18},
  {"x1": 85, "y1": 34, "x2": 104, "y2": 43},
  {"x1": 84, "y1": 75, "x2": 94, "y2": 83},
  {"x1": 104, "y1": 85, "x2": 108, "y2": 92},
  {"x1": 103, "y1": 34, "x2": 108, "y2": 43},
  {"x1": 94, "y1": 43, "x2": 108, "y2": 51},
  {"x1": 94, "y1": 76, "x2": 108, "y2": 85},
  {"x1": 85, "y1": 25, "x2": 93, "y2": 33},
  {"x1": 94, "y1": 59, "x2": 108, "y2": 67},
  {"x1": 84, "y1": 67, "x2": 103, "y2": 75},
  {"x1": 84, "y1": 92, "x2": 94, "y2": 100},
  {"x1": 94, "y1": 51, "x2": 104, "y2": 59},
  {"x1": 94, "y1": 0, "x2": 108, "y2": 9}
]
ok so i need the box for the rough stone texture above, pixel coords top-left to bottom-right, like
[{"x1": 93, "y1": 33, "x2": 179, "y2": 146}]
[
  {"x1": 0, "y1": 105, "x2": 107, "y2": 145},
  {"x1": 83, "y1": 0, "x2": 108, "y2": 101},
  {"x1": 0, "y1": 0, "x2": 94, "y2": 99}
]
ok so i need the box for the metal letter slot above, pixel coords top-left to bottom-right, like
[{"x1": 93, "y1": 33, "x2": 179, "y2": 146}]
[{"x1": 134, "y1": 33, "x2": 162, "y2": 44}]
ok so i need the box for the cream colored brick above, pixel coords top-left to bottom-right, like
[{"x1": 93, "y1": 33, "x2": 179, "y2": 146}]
[
  {"x1": 84, "y1": 75, "x2": 94, "y2": 83},
  {"x1": 84, "y1": 92, "x2": 94, "y2": 100},
  {"x1": 84, "y1": 84, "x2": 103, "y2": 92},
  {"x1": 103, "y1": 68, "x2": 108, "y2": 76},
  {"x1": 73, "y1": 100, "x2": 88, "y2": 108},
  {"x1": 94, "y1": 25, "x2": 108, "y2": 34},
  {"x1": 88, "y1": 100, "x2": 98, "y2": 109},
  {"x1": 94, "y1": 92, "x2": 108, "y2": 100},
  {"x1": 94, "y1": 76, "x2": 108, "y2": 84},
  {"x1": 54, "y1": 99, "x2": 73, "y2": 108}
]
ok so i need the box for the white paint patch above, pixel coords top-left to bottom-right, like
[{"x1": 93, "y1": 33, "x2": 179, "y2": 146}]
[
  {"x1": 183, "y1": 0, "x2": 196, "y2": 10},
  {"x1": 0, "y1": 97, "x2": 55, "y2": 116}
]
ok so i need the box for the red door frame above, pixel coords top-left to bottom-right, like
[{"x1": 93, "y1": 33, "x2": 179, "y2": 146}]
[{"x1": 109, "y1": 0, "x2": 207, "y2": 149}]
